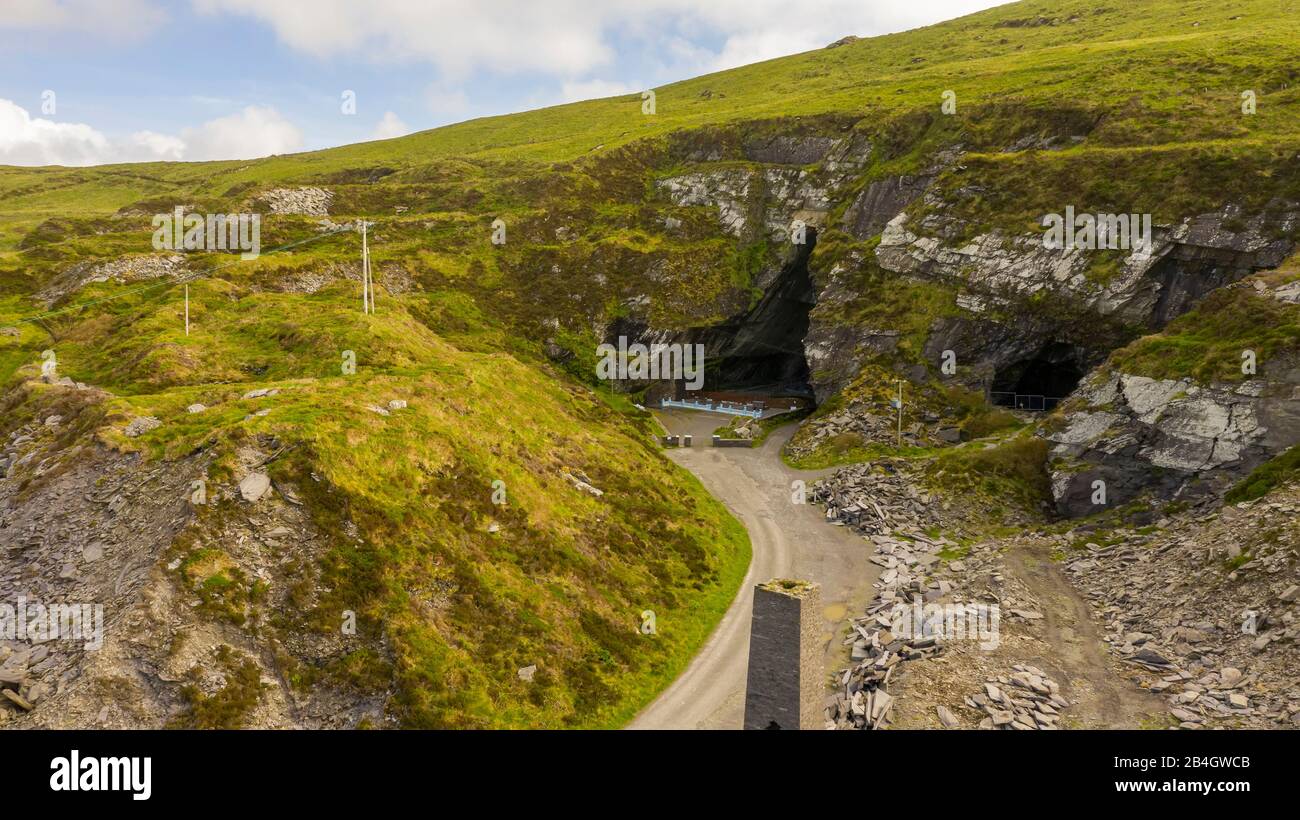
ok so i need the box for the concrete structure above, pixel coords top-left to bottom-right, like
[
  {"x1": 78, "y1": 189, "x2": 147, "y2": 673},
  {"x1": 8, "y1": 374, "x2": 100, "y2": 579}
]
[
  {"x1": 743, "y1": 579, "x2": 823, "y2": 729},
  {"x1": 660, "y1": 397, "x2": 763, "y2": 418},
  {"x1": 712, "y1": 435, "x2": 753, "y2": 448}
]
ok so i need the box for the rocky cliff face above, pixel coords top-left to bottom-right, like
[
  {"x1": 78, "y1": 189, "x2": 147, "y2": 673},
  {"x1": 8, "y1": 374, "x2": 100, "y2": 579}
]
[
  {"x1": 641, "y1": 119, "x2": 1299, "y2": 410},
  {"x1": 1044, "y1": 271, "x2": 1300, "y2": 515},
  {"x1": 0, "y1": 383, "x2": 389, "y2": 728},
  {"x1": 656, "y1": 129, "x2": 870, "y2": 244},
  {"x1": 633, "y1": 120, "x2": 1300, "y2": 515},
  {"x1": 868, "y1": 202, "x2": 1298, "y2": 402},
  {"x1": 1047, "y1": 373, "x2": 1298, "y2": 515},
  {"x1": 876, "y1": 204, "x2": 1297, "y2": 328},
  {"x1": 629, "y1": 129, "x2": 876, "y2": 395}
]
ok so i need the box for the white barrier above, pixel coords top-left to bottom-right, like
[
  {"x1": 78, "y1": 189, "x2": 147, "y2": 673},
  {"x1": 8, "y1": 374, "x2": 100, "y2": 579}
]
[{"x1": 659, "y1": 397, "x2": 763, "y2": 418}]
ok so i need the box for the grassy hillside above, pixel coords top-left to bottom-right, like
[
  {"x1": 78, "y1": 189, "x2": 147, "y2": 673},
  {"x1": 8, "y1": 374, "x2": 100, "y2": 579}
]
[
  {"x1": 6, "y1": 0, "x2": 1297, "y2": 383},
  {"x1": 5, "y1": 0, "x2": 1300, "y2": 246},
  {"x1": 1, "y1": 273, "x2": 751, "y2": 727}
]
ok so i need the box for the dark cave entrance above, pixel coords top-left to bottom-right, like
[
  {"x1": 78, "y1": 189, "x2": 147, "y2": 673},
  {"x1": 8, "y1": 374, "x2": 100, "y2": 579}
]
[
  {"x1": 991, "y1": 342, "x2": 1085, "y2": 411},
  {"x1": 692, "y1": 229, "x2": 818, "y2": 401}
]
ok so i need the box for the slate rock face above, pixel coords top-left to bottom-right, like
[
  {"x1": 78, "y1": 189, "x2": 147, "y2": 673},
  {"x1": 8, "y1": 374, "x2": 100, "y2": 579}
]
[
  {"x1": 615, "y1": 120, "x2": 1300, "y2": 498},
  {"x1": 875, "y1": 203, "x2": 1298, "y2": 329},
  {"x1": 656, "y1": 169, "x2": 756, "y2": 238},
  {"x1": 840, "y1": 174, "x2": 933, "y2": 240},
  {"x1": 1048, "y1": 371, "x2": 1300, "y2": 516},
  {"x1": 742, "y1": 134, "x2": 837, "y2": 166},
  {"x1": 0, "y1": 435, "x2": 206, "y2": 726},
  {"x1": 39, "y1": 254, "x2": 186, "y2": 307},
  {"x1": 653, "y1": 122, "x2": 1297, "y2": 413}
]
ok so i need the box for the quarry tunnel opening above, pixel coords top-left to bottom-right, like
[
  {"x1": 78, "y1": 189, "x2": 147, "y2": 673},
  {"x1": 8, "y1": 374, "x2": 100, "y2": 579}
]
[
  {"x1": 691, "y1": 229, "x2": 818, "y2": 404},
  {"x1": 991, "y1": 342, "x2": 1085, "y2": 411}
]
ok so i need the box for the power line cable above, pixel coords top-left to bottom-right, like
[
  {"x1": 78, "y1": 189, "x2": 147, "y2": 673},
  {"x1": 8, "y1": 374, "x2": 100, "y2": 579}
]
[{"x1": 14, "y1": 226, "x2": 355, "y2": 326}]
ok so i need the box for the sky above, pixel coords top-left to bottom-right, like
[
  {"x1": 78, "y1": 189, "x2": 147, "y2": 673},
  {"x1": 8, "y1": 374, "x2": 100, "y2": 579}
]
[{"x1": 0, "y1": 0, "x2": 1006, "y2": 167}]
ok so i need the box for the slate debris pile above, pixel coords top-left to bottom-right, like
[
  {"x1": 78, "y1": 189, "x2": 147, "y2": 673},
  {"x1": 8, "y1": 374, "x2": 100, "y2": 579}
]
[
  {"x1": 0, "y1": 658, "x2": 40, "y2": 718},
  {"x1": 819, "y1": 466, "x2": 966, "y2": 729},
  {"x1": 786, "y1": 405, "x2": 960, "y2": 461},
  {"x1": 967, "y1": 666, "x2": 1071, "y2": 730},
  {"x1": 825, "y1": 579, "x2": 944, "y2": 730},
  {"x1": 1062, "y1": 490, "x2": 1300, "y2": 728},
  {"x1": 812, "y1": 462, "x2": 940, "y2": 537},
  {"x1": 816, "y1": 460, "x2": 1076, "y2": 730},
  {"x1": 260, "y1": 187, "x2": 334, "y2": 216}
]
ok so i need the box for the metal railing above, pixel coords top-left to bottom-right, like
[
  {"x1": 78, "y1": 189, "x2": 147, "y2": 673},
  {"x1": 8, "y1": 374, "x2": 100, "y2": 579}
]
[
  {"x1": 659, "y1": 397, "x2": 764, "y2": 418},
  {"x1": 990, "y1": 391, "x2": 1063, "y2": 411}
]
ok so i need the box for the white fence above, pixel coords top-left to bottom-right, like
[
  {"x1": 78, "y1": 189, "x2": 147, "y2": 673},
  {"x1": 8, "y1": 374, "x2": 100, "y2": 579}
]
[{"x1": 659, "y1": 397, "x2": 764, "y2": 418}]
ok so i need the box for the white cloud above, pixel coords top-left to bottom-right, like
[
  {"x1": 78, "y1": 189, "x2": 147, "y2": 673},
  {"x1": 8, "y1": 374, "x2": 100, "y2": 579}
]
[
  {"x1": 0, "y1": 0, "x2": 165, "y2": 39},
  {"x1": 0, "y1": 98, "x2": 114, "y2": 166},
  {"x1": 193, "y1": 0, "x2": 615, "y2": 77},
  {"x1": 2, "y1": 1, "x2": 1007, "y2": 164},
  {"x1": 179, "y1": 105, "x2": 303, "y2": 161},
  {"x1": 424, "y1": 84, "x2": 470, "y2": 119},
  {"x1": 0, "y1": 99, "x2": 301, "y2": 166},
  {"x1": 120, "y1": 131, "x2": 186, "y2": 162},
  {"x1": 371, "y1": 111, "x2": 409, "y2": 140},
  {"x1": 193, "y1": 0, "x2": 1003, "y2": 79},
  {"x1": 709, "y1": 28, "x2": 835, "y2": 73}
]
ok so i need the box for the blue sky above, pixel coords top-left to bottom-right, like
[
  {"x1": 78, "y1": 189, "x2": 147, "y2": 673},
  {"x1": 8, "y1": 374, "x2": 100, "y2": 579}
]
[{"x1": 0, "y1": 0, "x2": 1004, "y2": 166}]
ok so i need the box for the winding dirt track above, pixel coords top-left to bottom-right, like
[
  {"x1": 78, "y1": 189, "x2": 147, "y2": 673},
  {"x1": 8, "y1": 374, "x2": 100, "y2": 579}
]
[
  {"x1": 1003, "y1": 543, "x2": 1165, "y2": 727},
  {"x1": 628, "y1": 410, "x2": 879, "y2": 730}
]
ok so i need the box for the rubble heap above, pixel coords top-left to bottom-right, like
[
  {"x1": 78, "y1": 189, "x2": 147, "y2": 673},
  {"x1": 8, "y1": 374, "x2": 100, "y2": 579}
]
[
  {"x1": 967, "y1": 666, "x2": 1071, "y2": 730},
  {"x1": 1062, "y1": 490, "x2": 1300, "y2": 728},
  {"x1": 812, "y1": 462, "x2": 940, "y2": 537},
  {"x1": 260, "y1": 187, "x2": 334, "y2": 216},
  {"x1": 817, "y1": 465, "x2": 967, "y2": 729}
]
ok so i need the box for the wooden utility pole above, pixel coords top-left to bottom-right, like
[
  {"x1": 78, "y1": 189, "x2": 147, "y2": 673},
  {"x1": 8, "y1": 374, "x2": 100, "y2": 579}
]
[
  {"x1": 895, "y1": 379, "x2": 903, "y2": 448},
  {"x1": 365, "y1": 222, "x2": 375, "y2": 313},
  {"x1": 361, "y1": 221, "x2": 371, "y2": 314}
]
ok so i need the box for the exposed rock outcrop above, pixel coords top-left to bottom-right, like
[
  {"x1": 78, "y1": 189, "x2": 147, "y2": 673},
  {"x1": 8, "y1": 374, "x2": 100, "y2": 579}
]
[
  {"x1": 38, "y1": 254, "x2": 186, "y2": 307},
  {"x1": 841, "y1": 174, "x2": 934, "y2": 240},
  {"x1": 1048, "y1": 371, "x2": 1300, "y2": 516},
  {"x1": 656, "y1": 165, "x2": 836, "y2": 241},
  {"x1": 259, "y1": 187, "x2": 334, "y2": 216},
  {"x1": 0, "y1": 386, "x2": 389, "y2": 728},
  {"x1": 876, "y1": 203, "x2": 1297, "y2": 329}
]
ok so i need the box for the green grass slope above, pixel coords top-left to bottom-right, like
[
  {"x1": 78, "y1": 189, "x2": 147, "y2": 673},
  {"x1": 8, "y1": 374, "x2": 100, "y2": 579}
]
[
  {"x1": 5, "y1": 0, "x2": 1300, "y2": 245},
  {"x1": 1, "y1": 278, "x2": 750, "y2": 727}
]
